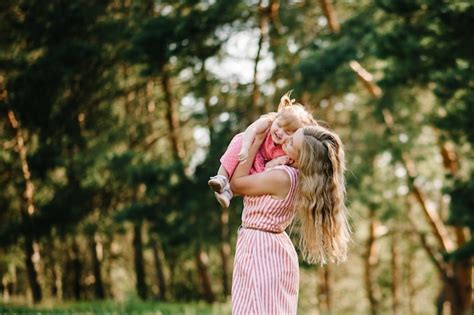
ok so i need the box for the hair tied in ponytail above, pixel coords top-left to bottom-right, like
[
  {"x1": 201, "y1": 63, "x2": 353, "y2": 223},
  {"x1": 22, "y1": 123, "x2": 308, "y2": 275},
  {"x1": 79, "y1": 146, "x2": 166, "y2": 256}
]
[{"x1": 278, "y1": 90, "x2": 296, "y2": 110}]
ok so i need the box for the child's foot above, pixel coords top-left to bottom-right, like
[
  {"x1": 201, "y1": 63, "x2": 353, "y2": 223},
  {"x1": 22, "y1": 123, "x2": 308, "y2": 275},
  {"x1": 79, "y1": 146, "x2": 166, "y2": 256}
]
[
  {"x1": 208, "y1": 175, "x2": 229, "y2": 194},
  {"x1": 214, "y1": 185, "x2": 233, "y2": 208}
]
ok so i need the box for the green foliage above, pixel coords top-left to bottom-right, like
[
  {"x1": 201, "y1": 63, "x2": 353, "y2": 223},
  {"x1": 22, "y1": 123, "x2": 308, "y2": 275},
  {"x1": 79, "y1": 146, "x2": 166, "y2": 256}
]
[
  {"x1": 447, "y1": 175, "x2": 474, "y2": 229},
  {"x1": 128, "y1": 0, "x2": 244, "y2": 75},
  {"x1": 0, "y1": 0, "x2": 472, "y2": 311},
  {"x1": 298, "y1": 0, "x2": 474, "y2": 260},
  {"x1": 298, "y1": 37, "x2": 357, "y2": 93}
]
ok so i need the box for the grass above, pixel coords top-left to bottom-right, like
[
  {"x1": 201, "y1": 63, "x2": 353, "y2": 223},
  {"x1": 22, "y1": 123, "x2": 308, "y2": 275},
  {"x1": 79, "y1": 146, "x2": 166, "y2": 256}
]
[{"x1": 0, "y1": 299, "x2": 232, "y2": 315}]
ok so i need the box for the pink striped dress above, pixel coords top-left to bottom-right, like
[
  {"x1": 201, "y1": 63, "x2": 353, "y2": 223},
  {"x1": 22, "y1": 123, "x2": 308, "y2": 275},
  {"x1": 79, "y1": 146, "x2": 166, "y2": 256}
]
[{"x1": 232, "y1": 165, "x2": 299, "y2": 315}]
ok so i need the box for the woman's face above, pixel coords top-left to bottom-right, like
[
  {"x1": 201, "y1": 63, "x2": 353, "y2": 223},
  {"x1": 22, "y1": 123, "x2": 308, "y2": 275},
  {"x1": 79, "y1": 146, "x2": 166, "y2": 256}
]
[{"x1": 282, "y1": 128, "x2": 304, "y2": 167}]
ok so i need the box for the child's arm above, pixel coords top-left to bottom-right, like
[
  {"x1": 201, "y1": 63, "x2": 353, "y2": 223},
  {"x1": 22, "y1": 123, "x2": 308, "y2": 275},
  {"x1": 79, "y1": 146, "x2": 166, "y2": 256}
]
[
  {"x1": 238, "y1": 117, "x2": 272, "y2": 162},
  {"x1": 230, "y1": 132, "x2": 291, "y2": 199}
]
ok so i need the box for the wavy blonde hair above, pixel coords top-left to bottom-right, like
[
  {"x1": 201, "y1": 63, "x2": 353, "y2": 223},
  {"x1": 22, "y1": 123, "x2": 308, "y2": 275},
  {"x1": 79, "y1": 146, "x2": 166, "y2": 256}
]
[{"x1": 294, "y1": 125, "x2": 351, "y2": 265}]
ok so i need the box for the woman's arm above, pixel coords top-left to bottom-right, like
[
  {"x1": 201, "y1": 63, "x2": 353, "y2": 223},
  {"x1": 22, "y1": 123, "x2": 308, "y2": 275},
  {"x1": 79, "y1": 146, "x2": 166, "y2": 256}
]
[
  {"x1": 265, "y1": 155, "x2": 294, "y2": 170},
  {"x1": 231, "y1": 132, "x2": 291, "y2": 199}
]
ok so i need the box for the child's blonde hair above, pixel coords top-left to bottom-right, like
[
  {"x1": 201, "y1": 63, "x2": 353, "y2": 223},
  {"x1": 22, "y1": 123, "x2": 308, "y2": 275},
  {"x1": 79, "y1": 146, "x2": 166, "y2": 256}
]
[
  {"x1": 264, "y1": 90, "x2": 317, "y2": 130},
  {"x1": 293, "y1": 125, "x2": 351, "y2": 265}
]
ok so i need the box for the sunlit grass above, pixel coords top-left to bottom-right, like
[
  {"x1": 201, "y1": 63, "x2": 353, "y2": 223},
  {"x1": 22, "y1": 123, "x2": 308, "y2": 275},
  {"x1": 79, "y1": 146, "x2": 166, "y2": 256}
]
[{"x1": 0, "y1": 299, "x2": 232, "y2": 315}]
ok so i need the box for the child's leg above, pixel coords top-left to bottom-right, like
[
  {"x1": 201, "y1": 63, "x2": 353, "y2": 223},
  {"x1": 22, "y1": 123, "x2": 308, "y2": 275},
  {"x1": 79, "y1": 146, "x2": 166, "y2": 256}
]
[
  {"x1": 208, "y1": 165, "x2": 230, "y2": 193},
  {"x1": 214, "y1": 188, "x2": 233, "y2": 209},
  {"x1": 209, "y1": 165, "x2": 233, "y2": 208},
  {"x1": 209, "y1": 133, "x2": 243, "y2": 208},
  {"x1": 217, "y1": 165, "x2": 229, "y2": 178}
]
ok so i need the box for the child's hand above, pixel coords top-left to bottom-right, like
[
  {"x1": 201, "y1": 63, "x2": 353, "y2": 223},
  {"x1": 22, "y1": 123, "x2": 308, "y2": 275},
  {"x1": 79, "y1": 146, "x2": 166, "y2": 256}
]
[
  {"x1": 239, "y1": 126, "x2": 268, "y2": 163},
  {"x1": 265, "y1": 155, "x2": 294, "y2": 170},
  {"x1": 238, "y1": 148, "x2": 249, "y2": 162}
]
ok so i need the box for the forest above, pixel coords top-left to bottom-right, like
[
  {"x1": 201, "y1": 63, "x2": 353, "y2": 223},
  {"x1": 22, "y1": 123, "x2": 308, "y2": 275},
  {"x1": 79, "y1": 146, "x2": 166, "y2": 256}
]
[{"x1": 0, "y1": 0, "x2": 473, "y2": 314}]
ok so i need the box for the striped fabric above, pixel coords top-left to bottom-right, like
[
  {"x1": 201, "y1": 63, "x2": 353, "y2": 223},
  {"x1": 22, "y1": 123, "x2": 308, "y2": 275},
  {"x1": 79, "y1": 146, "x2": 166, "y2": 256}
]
[{"x1": 232, "y1": 165, "x2": 299, "y2": 315}]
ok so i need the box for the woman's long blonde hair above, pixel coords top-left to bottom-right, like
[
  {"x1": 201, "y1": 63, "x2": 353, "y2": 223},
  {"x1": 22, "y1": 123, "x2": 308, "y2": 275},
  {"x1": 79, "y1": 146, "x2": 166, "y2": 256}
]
[{"x1": 294, "y1": 125, "x2": 351, "y2": 265}]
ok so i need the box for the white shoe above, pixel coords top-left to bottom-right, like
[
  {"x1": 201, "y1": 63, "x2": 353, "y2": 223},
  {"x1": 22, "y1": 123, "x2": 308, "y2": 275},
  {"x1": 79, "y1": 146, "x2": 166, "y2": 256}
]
[
  {"x1": 214, "y1": 185, "x2": 233, "y2": 208},
  {"x1": 208, "y1": 175, "x2": 229, "y2": 194}
]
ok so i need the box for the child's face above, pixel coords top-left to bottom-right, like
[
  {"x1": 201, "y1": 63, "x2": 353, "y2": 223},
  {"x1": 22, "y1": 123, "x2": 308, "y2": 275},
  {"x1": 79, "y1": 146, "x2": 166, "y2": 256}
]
[{"x1": 269, "y1": 117, "x2": 298, "y2": 145}]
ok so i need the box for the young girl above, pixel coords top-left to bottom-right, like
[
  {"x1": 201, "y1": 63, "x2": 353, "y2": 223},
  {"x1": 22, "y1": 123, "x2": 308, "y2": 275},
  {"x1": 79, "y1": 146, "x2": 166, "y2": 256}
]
[
  {"x1": 208, "y1": 92, "x2": 317, "y2": 208},
  {"x1": 229, "y1": 125, "x2": 350, "y2": 314}
]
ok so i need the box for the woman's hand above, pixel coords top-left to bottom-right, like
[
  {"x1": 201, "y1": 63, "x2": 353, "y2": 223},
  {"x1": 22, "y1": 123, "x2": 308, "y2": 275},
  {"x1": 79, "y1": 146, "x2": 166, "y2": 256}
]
[
  {"x1": 230, "y1": 125, "x2": 291, "y2": 199},
  {"x1": 265, "y1": 155, "x2": 294, "y2": 170}
]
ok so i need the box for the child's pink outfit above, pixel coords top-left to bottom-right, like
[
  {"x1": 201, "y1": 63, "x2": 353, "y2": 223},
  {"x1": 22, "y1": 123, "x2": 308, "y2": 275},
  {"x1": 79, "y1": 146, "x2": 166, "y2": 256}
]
[{"x1": 220, "y1": 132, "x2": 286, "y2": 176}]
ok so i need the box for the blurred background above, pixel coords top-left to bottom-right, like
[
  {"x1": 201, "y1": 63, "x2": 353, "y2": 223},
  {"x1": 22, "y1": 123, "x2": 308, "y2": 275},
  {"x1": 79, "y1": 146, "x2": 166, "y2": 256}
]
[{"x1": 0, "y1": 0, "x2": 473, "y2": 314}]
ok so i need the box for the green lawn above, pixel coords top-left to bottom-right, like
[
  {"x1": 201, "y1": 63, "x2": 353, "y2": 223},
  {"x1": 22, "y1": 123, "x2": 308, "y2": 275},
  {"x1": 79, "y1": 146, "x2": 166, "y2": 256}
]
[{"x1": 0, "y1": 300, "x2": 232, "y2": 315}]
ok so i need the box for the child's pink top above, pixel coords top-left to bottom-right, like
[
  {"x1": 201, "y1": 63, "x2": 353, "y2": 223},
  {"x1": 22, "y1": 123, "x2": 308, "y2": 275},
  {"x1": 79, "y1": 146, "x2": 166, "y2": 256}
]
[{"x1": 220, "y1": 132, "x2": 286, "y2": 176}]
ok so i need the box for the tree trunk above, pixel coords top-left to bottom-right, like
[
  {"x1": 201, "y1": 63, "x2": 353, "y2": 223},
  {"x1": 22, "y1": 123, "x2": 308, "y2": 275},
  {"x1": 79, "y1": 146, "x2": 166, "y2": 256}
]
[
  {"x1": 133, "y1": 222, "x2": 148, "y2": 300},
  {"x1": 250, "y1": 0, "x2": 266, "y2": 121},
  {"x1": 1, "y1": 273, "x2": 5, "y2": 301},
  {"x1": 391, "y1": 232, "x2": 401, "y2": 315},
  {"x1": 200, "y1": 59, "x2": 231, "y2": 300},
  {"x1": 319, "y1": 0, "x2": 340, "y2": 33},
  {"x1": 151, "y1": 236, "x2": 167, "y2": 300},
  {"x1": 317, "y1": 265, "x2": 331, "y2": 313},
  {"x1": 453, "y1": 232, "x2": 472, "y2": 315},
  {"x1": 24, "y1": 234, "x2": 42, "y2": 303},
  {"x1": 62, "y1": 242, "x2": 72, "y2": 300},
  {"x1": 353, "y1": 64, "x2": 473, "y2": 314},
  {"x1": 219, "y1": 243, "x2": 231, "y2": 298},
  {"x1": 376, "y1": 108, "x2": 455, "y2": 254},
  {"x1": 160, "y1": 66, "x2": 185, "y2": 161},
  {"x1": 0, "y1": 275, "x2": 5, "y2": 302},
  {"x1": 219, "y1": 208, "x2": 231, "y2": 298},
  {"x1": 407, "y1": 200, "x2": 464, "y2": 315},
  {"x1": 195, "y1": 249, "x2": 215, "y2": 304},
  {"x1": 200, "y1": 60, "x2": 215, "y2": 137},
  {"x1": 90, "y1": 234, "x2": 105, "y2": 299},
  {"x1": 50, "y1": 263, "x2": 58, "y2": 297},
  {"x1": 365, "y1": 208, "x2": 379, "y2": 315},
  {"x1": 1, "y1": 265, "x2": 16, "y2": 303},
  {"x1": 45, "y1": 235, "x2": 61, "y2": 299},
  {"x1": 51, "y1": 262, "x2": 61, "y2": 299},
  {"x1": 167, "y1": 251, "x2": 177, "y2": 300},
  {"x1": 71, "y1": 240, "x2": 83, "y2": 300},
  {"x1": 406, "y1": 238, "x2": 416, "y2": 315},
  {"x1": 379, "y1": 103, "x2": 467, "y2": 315},
  {"x1": 349, "y1": 61, "x2": 382, "y2": 97},
  {"x1": 7, "y1": 110, "x2": 42, "y2": 304},
  {"x1": 439, "y1": 141, "x2": 472, "y2": 314},
  {"x1": 408, "y1": 182, "x2": 454, "y2": 252}
]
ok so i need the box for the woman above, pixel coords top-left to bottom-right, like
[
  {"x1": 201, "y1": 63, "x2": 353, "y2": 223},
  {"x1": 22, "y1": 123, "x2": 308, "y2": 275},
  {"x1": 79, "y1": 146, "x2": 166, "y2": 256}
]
[{"x1": 230, "y1": 125, "x2": 351, "y2": 315}]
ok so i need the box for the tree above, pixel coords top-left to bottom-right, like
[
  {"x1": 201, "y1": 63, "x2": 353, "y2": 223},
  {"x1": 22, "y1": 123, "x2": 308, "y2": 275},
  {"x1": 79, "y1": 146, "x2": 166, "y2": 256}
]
[{"x1": 296, "y1": 1, "x2": 473, "y2": 313}]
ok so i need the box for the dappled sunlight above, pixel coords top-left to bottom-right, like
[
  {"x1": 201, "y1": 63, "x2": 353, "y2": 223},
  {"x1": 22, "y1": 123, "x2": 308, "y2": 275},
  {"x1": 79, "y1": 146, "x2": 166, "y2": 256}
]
[{"x1": 0, "y1": 0, "x2": 472, "y2": 314}]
